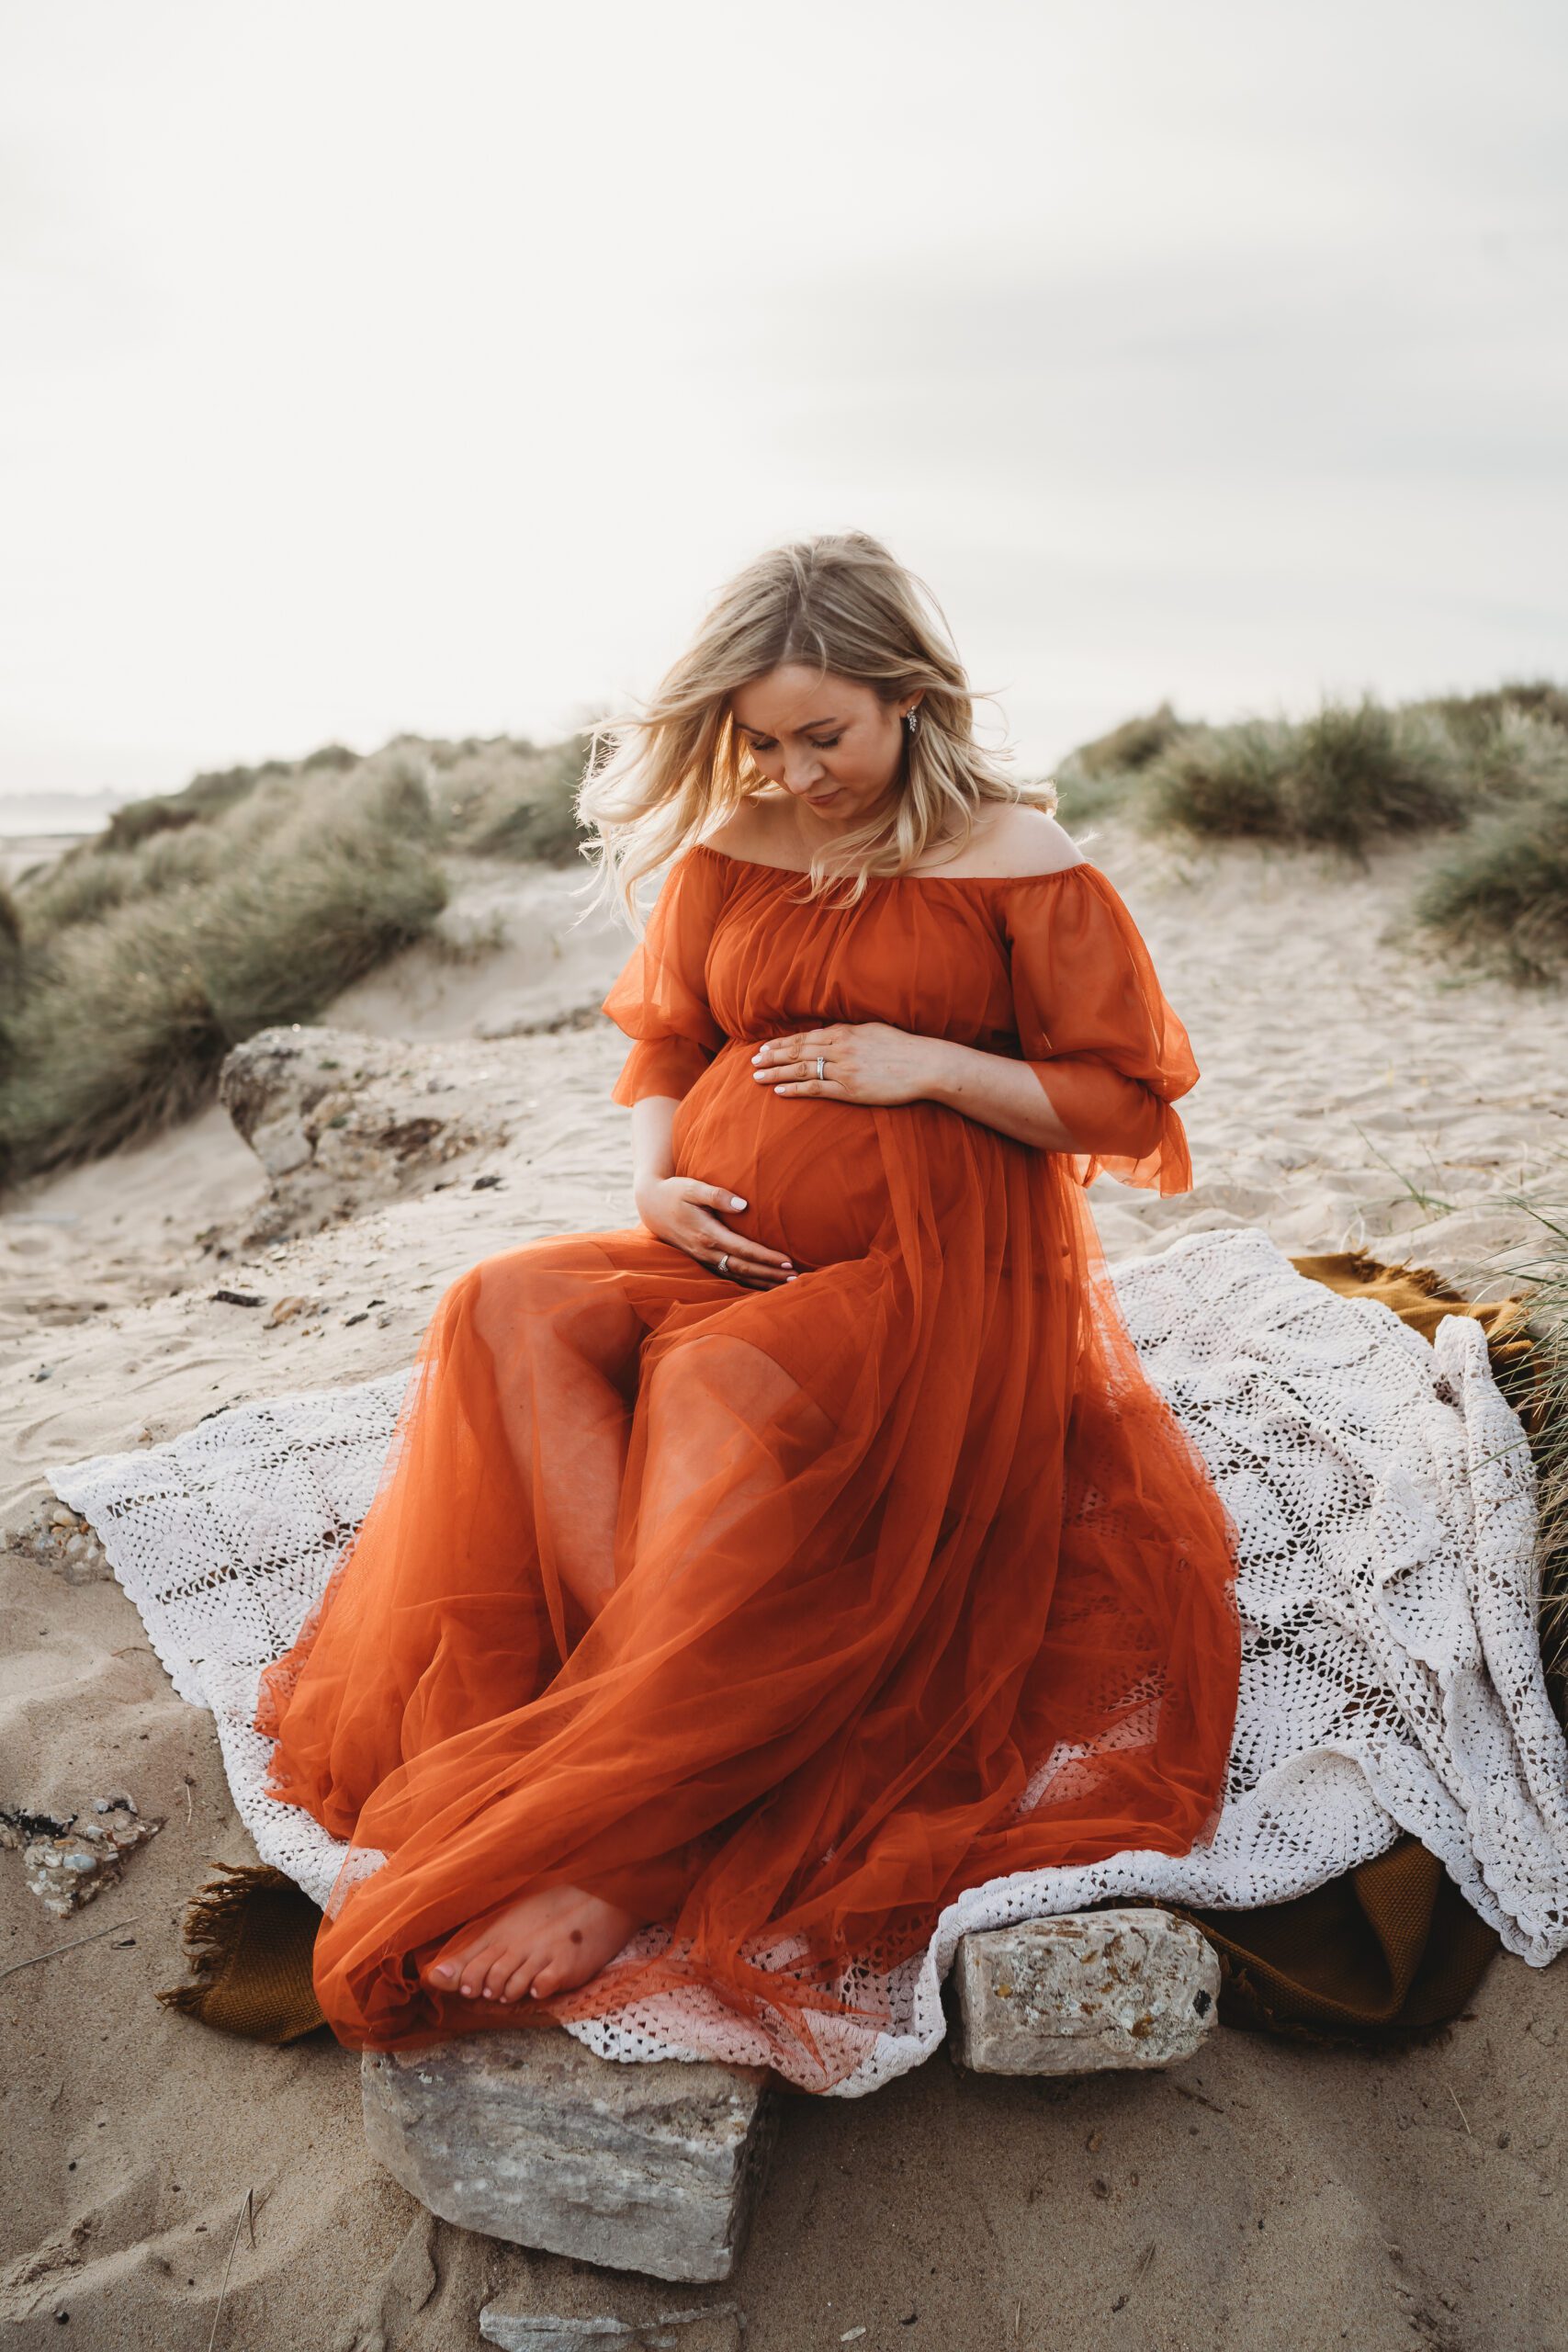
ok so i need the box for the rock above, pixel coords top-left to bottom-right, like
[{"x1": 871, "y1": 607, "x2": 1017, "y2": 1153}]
[
  {"x1": 479, "y1": 2302, "x2": 742, "y2": 2350},
  {"x1": 217, "y1": 1024, "x2": 513, "y2": 1242},
  {"x1": 17, "y1": 1503, "x2": 111, "y2": 1586},
  {"x1": 265, "y1": 1293, "x2": 316, "y2": 1327},
  {"x1": 254, "y1": 1117, "x2": 313, "y2": 1179},
  {"x1": 0, "y1": 1805, "x2": 73, "y2": 1849},
  {"x1": 950, "y1": 1907, "x2": 1219, "y2": 2075},
  {"x1": 362, "y1": 2029, "x2": 776, "y2": 2284},
  {"x1": 0, "y1": 1794, "x2": 163, "y2": 1917}
]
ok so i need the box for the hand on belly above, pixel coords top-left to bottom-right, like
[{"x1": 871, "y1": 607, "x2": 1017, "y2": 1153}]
[
  {"x1": 674, "y1": 1057, "x2": 894, "y2": 1273},
  {"x1": 636, "y1": 1170, "x2": 796, "y2": 1287}
]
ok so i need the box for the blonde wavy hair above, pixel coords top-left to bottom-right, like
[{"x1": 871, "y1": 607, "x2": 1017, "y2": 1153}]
[{"x1": 574, "y1": 530, "x2": 1059, "y2": 928}]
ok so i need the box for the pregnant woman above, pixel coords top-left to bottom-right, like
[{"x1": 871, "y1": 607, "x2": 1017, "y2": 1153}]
[{"x1": 256, "y1": 530, "x2": 1243, "y2": 2091}]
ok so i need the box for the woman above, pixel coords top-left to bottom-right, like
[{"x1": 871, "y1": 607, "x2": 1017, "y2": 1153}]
[{"x1": 257, "y1": 530, "x2": 1242, "y2": 2093}]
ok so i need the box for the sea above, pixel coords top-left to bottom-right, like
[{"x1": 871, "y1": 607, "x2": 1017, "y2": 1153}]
[{"x1": 0, "y1": 791, "x2": 121, "y2": 887}]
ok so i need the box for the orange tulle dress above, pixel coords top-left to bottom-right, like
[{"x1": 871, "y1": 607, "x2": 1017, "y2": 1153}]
[{"x1": 255, "y1": 841, "x2": 1243, "y2": 2088}]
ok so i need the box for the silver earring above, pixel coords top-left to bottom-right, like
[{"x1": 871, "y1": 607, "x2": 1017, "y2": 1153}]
[{"x1": 906, "y1": 707, "x2": 919, "y2": 734}]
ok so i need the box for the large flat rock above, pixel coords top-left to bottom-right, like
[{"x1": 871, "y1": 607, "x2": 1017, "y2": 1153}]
[
  {"x1": 951, "y1": 1907, "x2": 1219, "y2": 2075},
  {"x1": 361, "y1": 2028, "x2": 776, "y2": 2284}
]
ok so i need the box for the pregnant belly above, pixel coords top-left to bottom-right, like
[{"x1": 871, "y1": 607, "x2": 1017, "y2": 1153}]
[{"x1": 671, "y1": 1043, "x2": 901, "y2": 1271}]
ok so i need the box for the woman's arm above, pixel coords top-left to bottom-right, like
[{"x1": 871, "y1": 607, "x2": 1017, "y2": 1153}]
[
  {"x1": 750, "y1": 1023, "x2": 1147, "y2": 1157},
  {"x1": 630, "y1": 1094, "x2": 680, "y2": 1196},
  {"x1": 628, "y1": 1091, "x2": 795, "y2": 1287},
  {"x1": 916, "y1": 1036, "x2": 1092, "y2": 1152}
]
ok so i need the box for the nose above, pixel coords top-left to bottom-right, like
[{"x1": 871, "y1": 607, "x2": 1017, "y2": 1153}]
[{"x1": 780, "y1": 750, "x2": 825, "y2": 793}]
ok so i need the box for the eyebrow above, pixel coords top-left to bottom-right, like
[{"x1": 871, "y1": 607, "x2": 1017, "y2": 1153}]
[{"x1": 734, "y1": 716, "x2": 842, "y2": 736}]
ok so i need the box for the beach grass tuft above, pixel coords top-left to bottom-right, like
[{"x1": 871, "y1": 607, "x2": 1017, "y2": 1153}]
[
  {"x1": 1062, "y1": 679, "x2": 1567, "y2": 849},
  {"x1": 1052, "y1": 702, "x2": 1190, "y2": 823},
  {"x1": 1480, "y1": 1194, "x2": 1568, "y2": 1703},
  {"x1": 1059, "y1": 679, "x2": 1568, "y2": 978},
  {"x1": 1143, "y1": 695, "x2": 1470, "y2": 853},
  {"x1": 433, "y1": 732, "x2": 594, "y2": 865},
  {"x1": 1411, "y1": 774, "x2": 1568, "y2": 985},
  {"x1": 1, "y1": 760, "x2": 448, "y2": 1179}
]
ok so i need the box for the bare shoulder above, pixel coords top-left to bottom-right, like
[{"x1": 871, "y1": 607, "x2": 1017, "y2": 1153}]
[{"x1": 954, "y1": 803, "x2": 1087, "y2": 877}]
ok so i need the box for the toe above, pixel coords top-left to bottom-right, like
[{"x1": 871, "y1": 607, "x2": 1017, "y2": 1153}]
[
  {"x1": 429, "y1": 1932, "x2": 481, "y2": 1986},
  {"x1": 457, "y1": 1942, "x2": 503, "y2": 1999},
  {"x1": 480, "y1": 1948, "x2": 522, "y2": 2001},
  {"x1": 500, "y1": 1953, "x2": 541, "y2": 2005}
]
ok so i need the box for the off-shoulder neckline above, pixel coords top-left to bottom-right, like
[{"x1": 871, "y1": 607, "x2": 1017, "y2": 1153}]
[{"x1": 692, "y1": 841, "x2": 1097, "y2": 887}]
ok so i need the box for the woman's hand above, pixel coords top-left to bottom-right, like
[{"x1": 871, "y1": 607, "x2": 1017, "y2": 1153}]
[
  {"x1": 634, "y1": 1174, "x2": 797, "y2": 1287},
  {"x1": 750, "y1": 1022, "x2": 949, "y2": 1105}
]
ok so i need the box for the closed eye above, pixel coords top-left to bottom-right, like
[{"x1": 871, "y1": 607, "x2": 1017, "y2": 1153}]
[{"x1": 745, "y1": 734, "x2": 841, "y2": 752}]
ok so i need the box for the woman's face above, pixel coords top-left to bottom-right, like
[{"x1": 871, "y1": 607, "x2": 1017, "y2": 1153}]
[{"x1": 729, "y1": 666, "x2": 921, "y2": 827}]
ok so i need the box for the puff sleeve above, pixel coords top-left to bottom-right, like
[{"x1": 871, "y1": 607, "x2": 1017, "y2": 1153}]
[
  {"x1": 1002, "y1": 865, "x2": 1199, "y2": 1195},
  {"x1": 601, "y1": 846, "x2": 732, "y2": 1108}
]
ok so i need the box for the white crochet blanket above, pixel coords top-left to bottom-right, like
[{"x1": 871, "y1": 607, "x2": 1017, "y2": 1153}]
[{"x1": 51, "y1": 1225, "x2": 1566, "y2": 2097}]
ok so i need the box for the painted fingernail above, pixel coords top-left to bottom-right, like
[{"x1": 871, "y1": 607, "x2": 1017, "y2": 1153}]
[{"x1": 731, "y1": 1195, "x2": 747, "y2": 1208}]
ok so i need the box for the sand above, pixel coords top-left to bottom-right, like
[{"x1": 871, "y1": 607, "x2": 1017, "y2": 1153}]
[{"x1": 2, "y1": 812, "x2": 1565, "y2": 2349}]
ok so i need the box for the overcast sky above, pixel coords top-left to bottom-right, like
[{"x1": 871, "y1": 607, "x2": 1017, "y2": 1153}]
[{"x1": 3, "y1": 0, "x2": 1564, "y2": 811}]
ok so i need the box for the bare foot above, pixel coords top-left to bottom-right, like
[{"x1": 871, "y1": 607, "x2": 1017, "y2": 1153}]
[{"x1": 425, "y1": 1884, "x2": 639, "y2": 2006}]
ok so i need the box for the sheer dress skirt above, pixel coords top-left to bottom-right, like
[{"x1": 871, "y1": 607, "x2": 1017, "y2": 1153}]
[{"x1": 256, "y1": 847, "x2": 1243, "y2": 2086}]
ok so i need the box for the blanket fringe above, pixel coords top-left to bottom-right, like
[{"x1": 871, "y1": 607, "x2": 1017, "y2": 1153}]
[
  {"x1": 157, "y1": 1861, "x2": 290, "y2": 2017},
  {"x1": 159, "y1": 1860, "x2": 325, "y2": 2041}
]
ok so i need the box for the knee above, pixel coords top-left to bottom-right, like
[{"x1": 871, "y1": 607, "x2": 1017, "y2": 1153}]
[
  {"x1": 468, "y1": 1240, "x2": 573, "y2": 1328},
  {"x1": 469, "y1": 1238, "x2": 635, "y2": 1366}
]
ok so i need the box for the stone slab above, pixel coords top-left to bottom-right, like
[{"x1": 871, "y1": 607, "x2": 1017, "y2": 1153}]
[
  {"x1": 478, "y1": 2299, "x2": 741, "y2": 2350},
  {"x1": 951, "y1": 1907, "x2": 1219, "y2": 2074},
  {"x1": 361, "y1": 2028, "x2": 776, "y2": 2284}
]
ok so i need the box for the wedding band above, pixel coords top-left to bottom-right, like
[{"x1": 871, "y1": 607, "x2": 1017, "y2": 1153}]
[
  {"x1": 716, "y1": 1252, "x2": 729, "y2": 1275},
  {"x1": 816, "y1": 1054, "x2": 826, "y2": 1082}
]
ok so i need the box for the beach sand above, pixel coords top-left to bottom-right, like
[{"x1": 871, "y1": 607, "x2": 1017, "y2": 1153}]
[{"x1": 3, "y1": 812, "x2": 1565, "y2": 2349}]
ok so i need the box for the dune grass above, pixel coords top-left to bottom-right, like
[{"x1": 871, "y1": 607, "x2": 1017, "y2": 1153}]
[
  {"x1": 1411, "y1": 774, "x2": 1568, "y2": 987},
  {"x1": 1, "y1": 759, "x2": 448, "y2": 1180},
  {"x1": 1050, "y1": 702, "x2": 1190, "y2": 824},
  {"x1": 430, "y1": 731, "x2": 594, "y2": 864},
  {"x1": 1476, "y1": 1193, "x2": 1568, "y2": 1704},
  {"x1": 2, "y1": 725, "x2": 603, "y2": 1181},
  {"x1": 1141, "y1": 695, "x2": 1471, "y2": 853},
  {"x1": 1058, "y1": 679, "x2": 1568, "y2": 980},
  {"x1": 1064, "y1": 681, "x2": 1564, "y2": 850},
  {"x1": 0, "y1": 882, "x2": 20, "y2": 1081}
]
